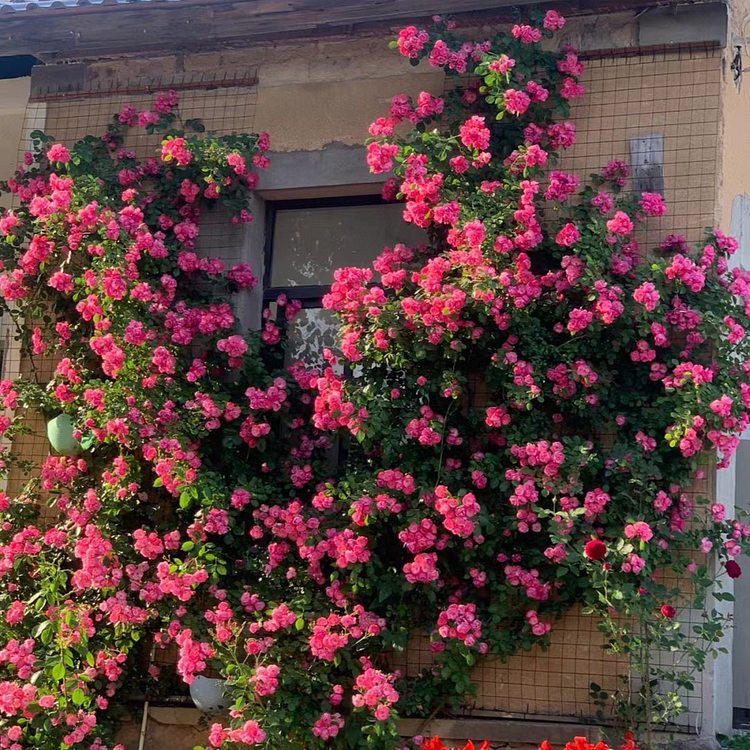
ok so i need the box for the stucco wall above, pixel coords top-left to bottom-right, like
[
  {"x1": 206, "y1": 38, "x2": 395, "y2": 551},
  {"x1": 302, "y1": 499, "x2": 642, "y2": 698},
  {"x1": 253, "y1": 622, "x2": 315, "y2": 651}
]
[
  {"x1": 0, "y1": 76, "x2": 30, "y2": 204},
  {"x1": 718, "y1": 0, "x2": 750, "y2": 231},
  {"x1": 721, "y1": 0, "x2": 750, "y2": 725}
]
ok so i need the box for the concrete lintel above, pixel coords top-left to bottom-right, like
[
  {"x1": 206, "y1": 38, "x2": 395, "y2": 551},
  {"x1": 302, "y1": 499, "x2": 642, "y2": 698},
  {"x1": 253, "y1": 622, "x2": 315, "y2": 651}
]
[
  {"x1": 638, "y1": 2, "x2": 728, "y2": 48},
  {"x1": 257, "y1": 144, "x2": 380, "y2": 197},
  {"x1": 29, "y1": 62, "x2": 86, "y2": 99}
]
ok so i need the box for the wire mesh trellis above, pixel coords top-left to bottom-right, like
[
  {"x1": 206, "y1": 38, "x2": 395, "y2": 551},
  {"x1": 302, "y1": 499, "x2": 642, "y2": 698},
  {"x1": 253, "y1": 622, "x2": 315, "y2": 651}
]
[
  {"x1": 4, "y1": 43, "x2": 724, "y2": 731},
  {"x1": 416, "y1": 42, "x2": 724, "y2": 732},
  {"x1": 6, "y1": 69, "x2": 260, "y2": 528},
  {"x1": 552, "y1": 46, "x2": 720, "y2": 731}
]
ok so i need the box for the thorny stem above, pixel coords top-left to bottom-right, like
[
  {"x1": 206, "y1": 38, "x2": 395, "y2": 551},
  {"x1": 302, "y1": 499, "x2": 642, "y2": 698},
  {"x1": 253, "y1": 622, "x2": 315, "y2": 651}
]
[{"x1": 643, "y1": 626, "x2": 654, "y2": 750}]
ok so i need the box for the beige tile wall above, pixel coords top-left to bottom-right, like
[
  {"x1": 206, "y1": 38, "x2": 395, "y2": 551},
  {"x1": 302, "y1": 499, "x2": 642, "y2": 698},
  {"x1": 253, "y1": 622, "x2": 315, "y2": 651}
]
[
  {"x1": 393, "y1": 47, "x2": 722, "y2": 726},
  {"x1": 562, "y1": 48, "x2": 721, "y2": 249},
  {"x1": 7, "y1": 40, "x2": 723, "y2": 733}
]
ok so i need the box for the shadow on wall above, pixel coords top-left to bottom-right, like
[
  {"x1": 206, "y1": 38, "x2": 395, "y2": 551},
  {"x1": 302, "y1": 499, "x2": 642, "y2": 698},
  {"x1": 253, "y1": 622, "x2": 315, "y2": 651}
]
[
  {"x1": 0, "y1": 55, "x2": 36, "y2": 205},
  {"x1": 114, "y1": 707, "x2": 209, "y2": 750},
  {"x1": 731, "y1": 195, "x2": 750, "y2": 716}
]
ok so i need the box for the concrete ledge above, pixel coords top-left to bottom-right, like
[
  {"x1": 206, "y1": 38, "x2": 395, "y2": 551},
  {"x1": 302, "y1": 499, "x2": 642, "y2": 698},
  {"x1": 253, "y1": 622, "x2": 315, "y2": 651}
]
[
  {"x1": 30, "y1": 62, "x2": 85, "y2": 98},
  {"x1": 669, "y1": 738, "x2": 721, "y2": 750},
  {"x1": 638, "y1": 2, "x2": 728, "y2": 47},
  {"x1": 148, "y1": 706, "x2": 204, "y2": 726},
  {"x1": 398, "y1": 718, "x2": 604, "y2": 745},
  {"x1": 399, "y1": 718, "x2": 697, "y2": 746},
  {"x1": 121, "y1": 707, "x2": 704, "y2": 748},
  {"x1": 257, "y1": 144, "x2": 380, "y2": 198}
]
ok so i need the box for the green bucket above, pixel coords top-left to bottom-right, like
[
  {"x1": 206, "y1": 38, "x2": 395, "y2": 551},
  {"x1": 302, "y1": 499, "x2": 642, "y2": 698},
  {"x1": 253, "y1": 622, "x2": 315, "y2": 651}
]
[{"x1": 46, "y1": 414, "x2": 82, "y2": 456}]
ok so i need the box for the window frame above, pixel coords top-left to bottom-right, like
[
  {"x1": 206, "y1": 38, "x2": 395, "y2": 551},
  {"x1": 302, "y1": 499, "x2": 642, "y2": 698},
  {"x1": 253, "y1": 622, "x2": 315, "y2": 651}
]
[{"x1": 262, "y1": 193, "x2": 396, "y2": 306}]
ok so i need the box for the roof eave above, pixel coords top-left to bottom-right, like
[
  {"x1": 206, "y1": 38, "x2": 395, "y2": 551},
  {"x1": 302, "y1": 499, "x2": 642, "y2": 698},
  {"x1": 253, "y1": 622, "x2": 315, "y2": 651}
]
[{"x1": 0, "y1": 0, "x2": 684, "y2": 61}]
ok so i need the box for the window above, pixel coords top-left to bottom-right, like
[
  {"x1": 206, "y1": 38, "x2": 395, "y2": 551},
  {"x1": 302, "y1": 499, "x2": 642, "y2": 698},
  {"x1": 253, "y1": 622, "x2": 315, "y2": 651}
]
[
  {"x1": 0, "y1": 307, "x2": 21, "y2": 494},
  {"x1": 0, "y1": 308, "x2": 20, "y2": 382},
  {"x1": 264, "y1": 195, "x2": 424, "y2": 364}
]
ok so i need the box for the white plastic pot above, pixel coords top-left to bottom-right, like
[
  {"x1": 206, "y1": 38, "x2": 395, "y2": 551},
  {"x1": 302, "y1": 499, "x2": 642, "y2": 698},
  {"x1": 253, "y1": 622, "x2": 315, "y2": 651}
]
[{"x1": 189, "y1": 676, "x2": 231, "y2": 714}]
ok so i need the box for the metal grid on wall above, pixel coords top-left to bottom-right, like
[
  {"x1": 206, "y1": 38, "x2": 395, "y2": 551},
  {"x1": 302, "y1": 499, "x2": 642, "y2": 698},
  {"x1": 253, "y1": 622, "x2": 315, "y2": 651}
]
[
  {"x1": 558, "y1": 45, "x2": 720, "y2": 729},
  {"x1": 648, "y1": 460, "x2": 714, "y2": 734},
  {"x1": 389, "y1": 606, "x2": 629, "y2": 720},
  {"x1": 397, "y1": 44, "x2": 723, "y2": 732},
  {"x1": 5, "y1": 47, "x2": 723, "y2": 731},
  {"x1": 562, "y1": 46, "x2": 721, "y2": 249},
  {"x1": 32, "y1": 71, "x2": 258, "y2": 159},
  {"x1": 552, "y1": 47, "x2": 721, "y2": 730},
  {"x1": 6, "y1": 71, "x2": 259, "y2": 510},
  {"x1": 390, "y1": 475, "x2": 713, "y2": 731}
]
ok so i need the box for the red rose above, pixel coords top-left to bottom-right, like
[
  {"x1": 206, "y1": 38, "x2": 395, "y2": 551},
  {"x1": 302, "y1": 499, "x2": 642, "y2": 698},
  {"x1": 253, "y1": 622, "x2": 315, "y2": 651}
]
[
  {"x1": 584, "y1": 539, "x2": 607, "y2": 561},
  {"x1": 660, "y1": 604, "x2": 676, "y2": 619},
  {"x1": 420, "y1": 739, "x2": 447, "y2": 750},
  {"x1": 725, "y1": 560, "x2": 742, "y2": 579}
]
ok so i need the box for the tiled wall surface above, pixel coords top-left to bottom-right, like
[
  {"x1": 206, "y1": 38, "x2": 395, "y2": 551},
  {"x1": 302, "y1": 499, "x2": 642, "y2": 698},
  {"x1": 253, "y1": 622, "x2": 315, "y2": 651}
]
[
  {"x1": 393, "y1": 45, "x2": 720, "y2": 728},
  {"x1": 6, "y1": 36, "x2": 725, "y2": 740},
  {"x1": 562, "y1": 48, "x2": 722, "y2": 249}
]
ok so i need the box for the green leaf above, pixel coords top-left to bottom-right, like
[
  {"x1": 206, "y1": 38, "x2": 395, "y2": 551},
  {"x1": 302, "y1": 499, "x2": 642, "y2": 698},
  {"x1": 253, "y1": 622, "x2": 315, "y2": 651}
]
[{"x1": 33, "y1": 620, "x2": 51, "y2": 638}]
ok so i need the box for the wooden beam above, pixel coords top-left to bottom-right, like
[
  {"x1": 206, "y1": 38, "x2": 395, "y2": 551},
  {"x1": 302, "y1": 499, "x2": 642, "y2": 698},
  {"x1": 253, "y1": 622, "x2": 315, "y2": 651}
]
[
  {"x1": 0, "y1": 0, "x2": 665, "y2": 59},
  {"x1": 0, "y1": 0, "x2": 508, "y2": 58},
  {"x1": 396, "y1": 718, "x2": 696, "y2": 745}
]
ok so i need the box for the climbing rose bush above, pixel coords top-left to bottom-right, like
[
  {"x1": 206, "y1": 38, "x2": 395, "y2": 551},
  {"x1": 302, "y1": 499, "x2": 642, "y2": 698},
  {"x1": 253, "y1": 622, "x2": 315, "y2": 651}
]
[
  {"x1": 0, "y1": 9, "x2": 748, "y2": 750},
  {"x1": 0, "y1": 94, "x2": 318, "y2": 750},
  {"x1": 312, "y1": 12, "x2": 749, "y2": 741}
]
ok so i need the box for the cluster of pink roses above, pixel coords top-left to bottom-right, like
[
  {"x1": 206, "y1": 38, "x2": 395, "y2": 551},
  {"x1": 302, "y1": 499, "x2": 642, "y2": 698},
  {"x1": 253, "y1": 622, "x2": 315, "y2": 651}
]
[
  {"x1": 0, "y1": 10, "x2": 748, "y2": 750},
  {"x1": 314, "y1": 9, "x2": 750, "y2": 737}
]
